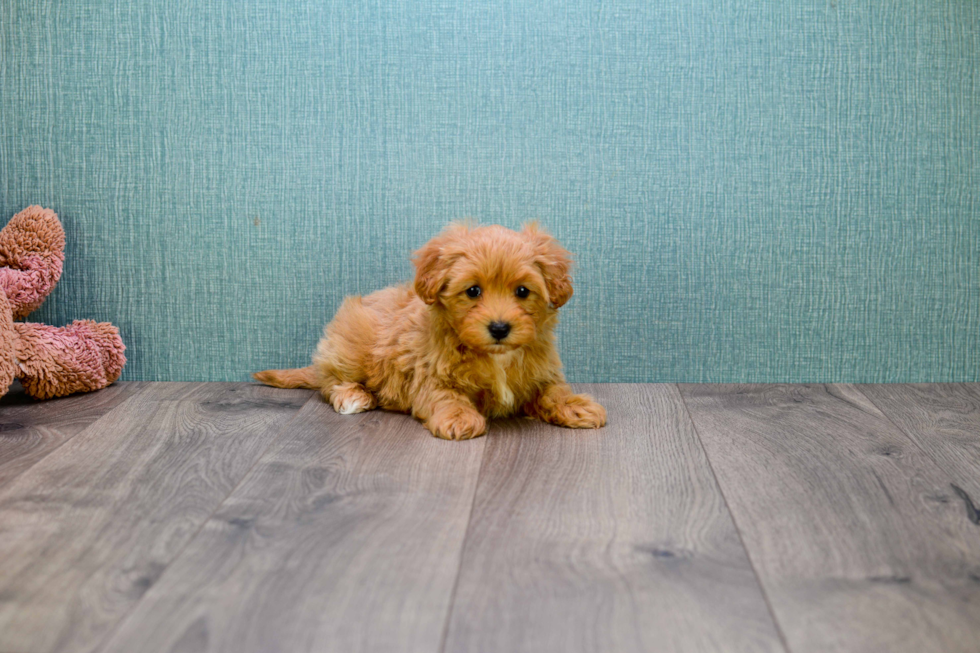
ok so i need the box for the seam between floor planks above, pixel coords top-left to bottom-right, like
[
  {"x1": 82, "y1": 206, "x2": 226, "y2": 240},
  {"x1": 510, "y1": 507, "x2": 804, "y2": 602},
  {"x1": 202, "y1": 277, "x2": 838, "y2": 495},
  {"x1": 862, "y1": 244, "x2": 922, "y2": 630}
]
[
  {"x1": 97, "y1": 389, "x2": 488, "y2": 653},
  {"x1": 440, "y1": 384, "x2": 785, "y2": 653},
  {"x1": 853, "y1": 385, "x2": 965, "y2": 502},
  {"x1": 6, "y1": 383, "x2": 979, "y2": 653},
  {"x1": 0, "y1": 382, "x2": 146, "y2": 491},
  {"x1": 679, "y1": 383, "x2": 980, "y2": 653},
  {"x1": 89, "y1": 390, "x2": 322, "y2": 653},
  {"x1": 675, "y1": 384, "x2": 795, "y2": 653},
  {"x1": 0, "y1": 382, "x2": 313, "y2": 653},
  {"x1": 854, "y1": 384, "x2": 980, "y2": 508},
  {"x1": 437, "y1": 429, "x2": 491, "y2": 653}
]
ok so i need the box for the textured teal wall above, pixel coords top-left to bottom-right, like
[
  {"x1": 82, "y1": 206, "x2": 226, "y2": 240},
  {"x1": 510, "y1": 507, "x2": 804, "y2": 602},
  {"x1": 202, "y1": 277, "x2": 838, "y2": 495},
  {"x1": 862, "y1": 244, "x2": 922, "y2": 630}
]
[{"x1": 1, "y1": 1, "x2": 977, "y2": 382}]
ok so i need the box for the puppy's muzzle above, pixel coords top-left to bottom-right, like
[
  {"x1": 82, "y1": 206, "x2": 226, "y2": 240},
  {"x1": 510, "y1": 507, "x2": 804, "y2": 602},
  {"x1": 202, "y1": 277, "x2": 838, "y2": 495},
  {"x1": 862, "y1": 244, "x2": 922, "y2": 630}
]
[{"x1": 488, "y1": 321, "x2": 511, "y2": 341}]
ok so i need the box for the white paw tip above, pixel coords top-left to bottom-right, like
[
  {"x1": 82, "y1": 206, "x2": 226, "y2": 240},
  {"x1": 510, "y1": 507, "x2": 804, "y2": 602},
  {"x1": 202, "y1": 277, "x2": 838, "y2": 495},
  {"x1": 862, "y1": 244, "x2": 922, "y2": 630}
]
[{"x1": 336, "y1": 397, "x2": 370, "y2": 414}]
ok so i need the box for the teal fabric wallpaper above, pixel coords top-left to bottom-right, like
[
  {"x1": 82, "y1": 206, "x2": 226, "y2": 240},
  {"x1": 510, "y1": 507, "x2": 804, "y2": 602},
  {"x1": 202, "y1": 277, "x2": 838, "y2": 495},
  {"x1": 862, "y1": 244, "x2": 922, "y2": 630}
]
[{"x1": 1, "y1": 1, "x2": 977, "y2": 383}]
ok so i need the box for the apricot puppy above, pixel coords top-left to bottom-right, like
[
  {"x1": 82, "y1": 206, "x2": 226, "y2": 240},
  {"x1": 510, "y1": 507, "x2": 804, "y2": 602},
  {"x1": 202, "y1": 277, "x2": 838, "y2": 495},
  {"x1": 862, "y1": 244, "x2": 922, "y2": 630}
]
[{"x1": 254, "y1": 223, "x2": 606, "y2": 440}]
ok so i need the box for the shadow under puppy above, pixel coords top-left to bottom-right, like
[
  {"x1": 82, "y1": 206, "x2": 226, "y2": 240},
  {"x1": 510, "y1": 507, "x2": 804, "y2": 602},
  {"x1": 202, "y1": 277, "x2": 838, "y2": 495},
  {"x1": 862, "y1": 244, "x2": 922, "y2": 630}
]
[{"x1": 255, "y1": 223, "x2": 606, "y2": 440}]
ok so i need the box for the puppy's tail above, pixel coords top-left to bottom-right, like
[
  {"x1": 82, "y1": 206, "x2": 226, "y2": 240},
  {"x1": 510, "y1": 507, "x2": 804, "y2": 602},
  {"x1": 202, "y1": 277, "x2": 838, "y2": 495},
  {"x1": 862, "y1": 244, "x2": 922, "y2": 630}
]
[{"x1": 253, "y1": 366, "x2": 319, "y2": 389}]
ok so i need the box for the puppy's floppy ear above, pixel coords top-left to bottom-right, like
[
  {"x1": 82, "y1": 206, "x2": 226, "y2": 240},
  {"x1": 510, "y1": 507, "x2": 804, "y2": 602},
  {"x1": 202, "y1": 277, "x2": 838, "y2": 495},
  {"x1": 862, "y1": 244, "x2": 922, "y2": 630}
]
[
  {"x1": 523, "y1": 222, "x2": 573, "y2": 308},
  {"x1": 412, "y1": 224, "x2": 467, "y2": 305}
]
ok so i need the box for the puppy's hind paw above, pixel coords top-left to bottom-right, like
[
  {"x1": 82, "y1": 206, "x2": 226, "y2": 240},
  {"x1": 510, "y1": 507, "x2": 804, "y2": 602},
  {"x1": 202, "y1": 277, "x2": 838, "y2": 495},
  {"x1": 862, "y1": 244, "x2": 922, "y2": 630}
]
[{"x1": 330, "y1": 383, "x2": 377, "y2": 415}]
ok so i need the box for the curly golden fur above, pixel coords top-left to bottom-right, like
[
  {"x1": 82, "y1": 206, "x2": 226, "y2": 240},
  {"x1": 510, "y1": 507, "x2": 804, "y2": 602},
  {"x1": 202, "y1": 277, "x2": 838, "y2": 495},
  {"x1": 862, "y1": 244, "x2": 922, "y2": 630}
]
[{"x1": 255, "y1": 223, "x2": 606, "y2": 440}]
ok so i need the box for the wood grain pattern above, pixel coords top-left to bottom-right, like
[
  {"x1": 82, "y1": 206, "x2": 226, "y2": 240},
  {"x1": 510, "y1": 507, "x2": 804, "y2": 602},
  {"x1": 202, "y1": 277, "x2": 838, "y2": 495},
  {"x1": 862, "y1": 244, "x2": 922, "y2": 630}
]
[
  {"x1": 99, "y1": 395, "x2": 487, "y2": 653},
  {"x1": 443, "y1": 384, "x2": 785, "y2": 653},
  {"x1": 858, "y1": 384, "x2": 980, "y2": 502},
  {"x1": 0, "y1": 382, "x2": 144, "y2": 489},
  {"x1": 0, "y1": 382, "x2": 311, "y2": 653},
  {"x1": 680, "y1": 384, "x2": 980, "y2": 653}
]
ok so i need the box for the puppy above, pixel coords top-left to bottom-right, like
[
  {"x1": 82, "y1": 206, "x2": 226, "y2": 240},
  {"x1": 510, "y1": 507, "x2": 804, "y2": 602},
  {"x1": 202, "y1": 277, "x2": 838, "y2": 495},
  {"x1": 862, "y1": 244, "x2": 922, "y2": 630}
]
[{"x1": 254, "y1": 223, "x2": 606, "y2": 440}]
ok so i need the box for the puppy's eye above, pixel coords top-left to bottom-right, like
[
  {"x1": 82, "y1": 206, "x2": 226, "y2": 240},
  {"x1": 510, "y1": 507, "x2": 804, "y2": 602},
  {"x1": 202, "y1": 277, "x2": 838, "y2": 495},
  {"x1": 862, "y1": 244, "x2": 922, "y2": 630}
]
[
  {"x1": 465, "y1": 285, "x2": 482, "y2": 298},
  {"x1": 515, "y1": 286, "x2": 530, "y2": 299}
]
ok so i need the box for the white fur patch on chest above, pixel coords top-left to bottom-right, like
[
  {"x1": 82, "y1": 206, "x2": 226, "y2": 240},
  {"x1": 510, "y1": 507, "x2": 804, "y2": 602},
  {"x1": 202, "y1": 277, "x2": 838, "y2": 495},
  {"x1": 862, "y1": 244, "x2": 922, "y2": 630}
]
[{"x1": 490, "y1": 350, "x2": 517, "y2": 411}]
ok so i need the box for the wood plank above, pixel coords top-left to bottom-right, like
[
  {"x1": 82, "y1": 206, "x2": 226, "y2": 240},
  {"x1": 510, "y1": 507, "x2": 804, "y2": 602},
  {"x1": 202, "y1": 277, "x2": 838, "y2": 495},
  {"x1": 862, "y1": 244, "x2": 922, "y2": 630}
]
[
  {"x1": 99, "y1": 395, "x2": 487, "y2": 653},
  {"x1": 0, "y1": 382, "x2": 145, "y2": 489},
  {"x1": 680, "y1": 384, "x2": 980, "y2": 653},
  {"x1": 0, "y1": 382, "x2": 311, "y2": 653},
  {"x1": 443, "y1": 384, "x2": 785, "y2": 653},
  {"x1": 858, "y1": 384, "x2": 980, "y2": 502}
]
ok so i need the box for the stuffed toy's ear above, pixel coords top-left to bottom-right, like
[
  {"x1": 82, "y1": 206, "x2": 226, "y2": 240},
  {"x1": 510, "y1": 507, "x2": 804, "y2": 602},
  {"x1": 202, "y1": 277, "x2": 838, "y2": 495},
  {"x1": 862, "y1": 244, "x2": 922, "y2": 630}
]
[
  {"x1": 0, "y1": 206, "x2": 66, "y2": 320},
  {"x1": 412, "y1": 224, "x2": 468, "y2": 305},
  {"x1": 522, "y1": 223, "x2": 573, "y2": 308}
]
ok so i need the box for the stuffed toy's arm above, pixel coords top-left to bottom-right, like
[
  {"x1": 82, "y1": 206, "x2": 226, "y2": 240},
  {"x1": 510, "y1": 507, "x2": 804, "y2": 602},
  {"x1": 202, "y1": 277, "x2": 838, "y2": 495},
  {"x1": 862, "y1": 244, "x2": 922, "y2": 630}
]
[{"x1": 13, "y1": 320, "x2": 125, "y2": 400}]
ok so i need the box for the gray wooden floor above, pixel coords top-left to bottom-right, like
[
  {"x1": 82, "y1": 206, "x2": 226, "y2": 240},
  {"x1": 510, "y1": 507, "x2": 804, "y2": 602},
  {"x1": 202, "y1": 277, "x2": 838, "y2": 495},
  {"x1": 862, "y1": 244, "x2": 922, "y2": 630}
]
[{"x1": 1, "y1": 383, "x2": 979, "y2": 653}]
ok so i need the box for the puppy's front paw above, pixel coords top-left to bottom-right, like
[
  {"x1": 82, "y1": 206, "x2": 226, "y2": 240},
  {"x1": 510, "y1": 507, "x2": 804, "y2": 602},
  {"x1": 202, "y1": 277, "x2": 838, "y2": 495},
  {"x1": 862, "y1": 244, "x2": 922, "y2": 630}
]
[
  {"x1": 551, "y1": 394, "x2": 607, "y2": 429},
  {"x1": 427, "y1": 408, "x2": 487, "y2": 441}
]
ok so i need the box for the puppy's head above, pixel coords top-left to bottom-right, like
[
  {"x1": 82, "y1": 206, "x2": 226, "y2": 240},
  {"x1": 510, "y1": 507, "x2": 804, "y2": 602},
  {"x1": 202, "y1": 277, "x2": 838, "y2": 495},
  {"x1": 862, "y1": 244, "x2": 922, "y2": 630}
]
[{"x1": 413, "y1": 223, "x2": 573, "y2": 353}]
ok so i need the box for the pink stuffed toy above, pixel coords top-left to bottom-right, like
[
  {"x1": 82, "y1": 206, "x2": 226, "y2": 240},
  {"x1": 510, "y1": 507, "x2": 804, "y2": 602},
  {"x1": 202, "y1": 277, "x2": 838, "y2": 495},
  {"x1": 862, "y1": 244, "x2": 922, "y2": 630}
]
[{"x1": 0, "y1": 206, "x2": 125, "y2": 399}]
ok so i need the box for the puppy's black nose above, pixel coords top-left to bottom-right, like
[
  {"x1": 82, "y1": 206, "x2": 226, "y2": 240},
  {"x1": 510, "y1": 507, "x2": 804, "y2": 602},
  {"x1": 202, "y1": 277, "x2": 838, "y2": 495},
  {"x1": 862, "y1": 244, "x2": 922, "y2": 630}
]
[{"x1": 488, "y1": 321, "x2": 511, "y2": 341}]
